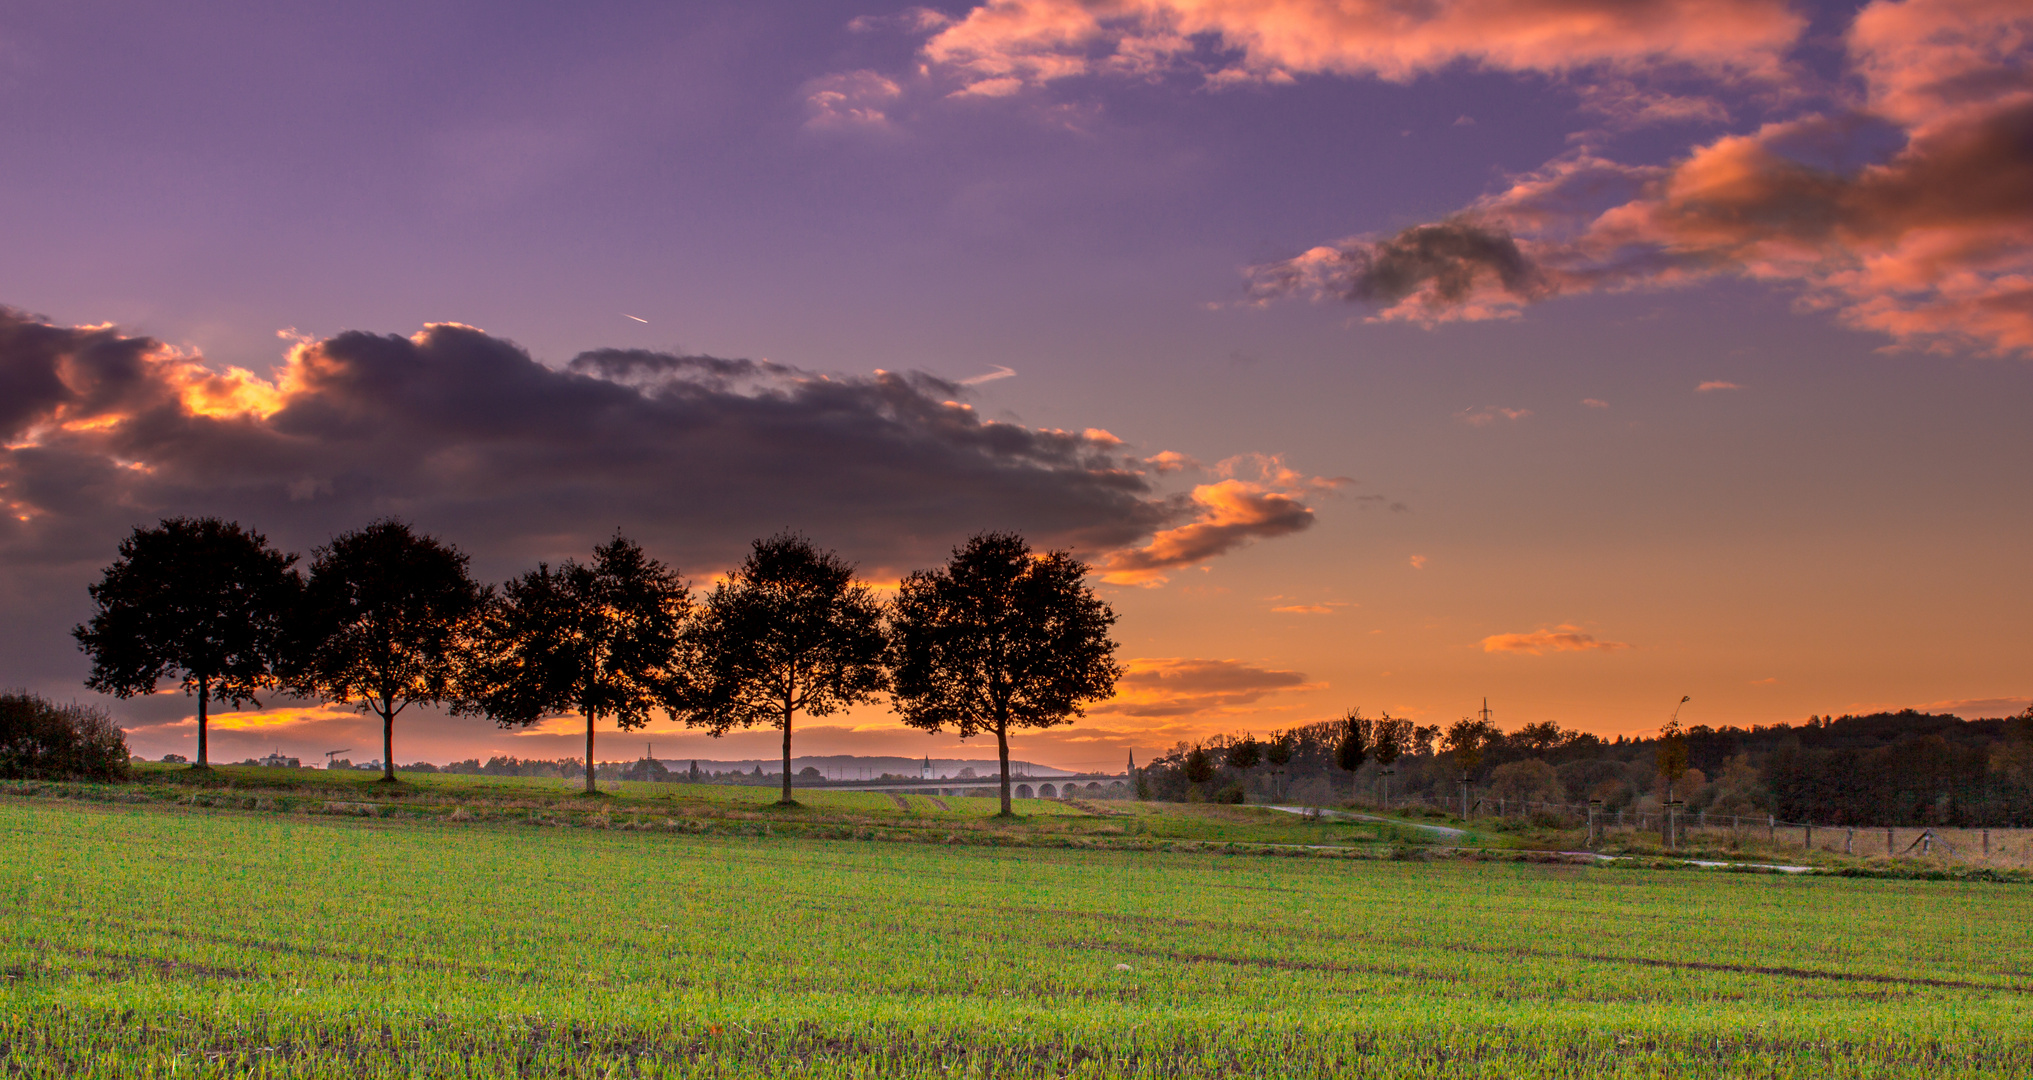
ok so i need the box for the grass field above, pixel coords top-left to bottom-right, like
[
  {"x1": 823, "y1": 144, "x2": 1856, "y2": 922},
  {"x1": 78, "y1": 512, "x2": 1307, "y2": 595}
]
[{"x1": 5, "y1": 786, "x2": 2032, "y2": 1077}]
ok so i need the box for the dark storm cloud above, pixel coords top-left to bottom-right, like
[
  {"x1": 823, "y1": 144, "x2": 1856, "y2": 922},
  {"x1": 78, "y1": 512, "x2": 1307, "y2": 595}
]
[
  {"x1": 0, "y1": 312, "x2": 1186, "y2": 586},
  {"x1": 1249, "y1": 217, "x2": 1550, "y2": 313}
]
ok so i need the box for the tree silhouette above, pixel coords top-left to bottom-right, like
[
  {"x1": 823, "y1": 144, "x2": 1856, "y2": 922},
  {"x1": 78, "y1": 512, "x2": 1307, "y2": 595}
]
[
  {"x1": 1183, "y1": 744, "x2": 1214, "y2": 789},
  {"x1": 1372, "y1": 713, "x2": 1412, "y2": 808},
  {"x1": 74, "y1": 518, "x2": 298, "y2": 768},
  {"x1": 1264, "y1": 729, "x2": 1294, "y2": 799},
  {"x1": 889, "y1": 532, "x2": 1121, "y2": 815},
  {"x1": 678, "y1": 533, "x2": 886, "y2": 806},
  {"x1": 1227, "y1": 735, "x2": 1261, "y2": 773},
  {"x1": 463, "y1": 534, "x2": 689, "y2": 795},
  {"x1": 1336, "y1": 710, "x2": 1370, "y2": 799},
  {"x1": 287, "y1": 520, "x2": 484, "y2": 782},
  {"x1": 1658, "y1": 717, "x2": 1691, "y2": 803},
  {"x1": 1444, "y1": 716, "x2": 1497, "y2": 816}
]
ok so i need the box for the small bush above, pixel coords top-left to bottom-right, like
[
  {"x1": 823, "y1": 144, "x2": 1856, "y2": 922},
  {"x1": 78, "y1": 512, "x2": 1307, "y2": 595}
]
[{"x1": 0, "y1": 692, "x2": 130, "y2": 781}]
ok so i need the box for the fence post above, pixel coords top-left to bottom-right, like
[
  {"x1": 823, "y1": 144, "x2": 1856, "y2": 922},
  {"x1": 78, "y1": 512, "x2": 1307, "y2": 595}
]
[
  {"x1": 1767, "y1": 815, "x2": 1775, "y2": 842},
  {"x1": 1588, "y1": 799, "x2": 1601, "y2": 849},
  {"x1": 1983, "y1": 829, "x2": 1990, "y2": 857},
  {"x1": 1886, "y1": 827, "x2": 1893, "y2": 855},
  {"x1": 1845, "y1": 828, "x2": 1853, "y2": 855},
  {"x1": 1804, "y1": 823, "x2": 1812, "y2": 850}
]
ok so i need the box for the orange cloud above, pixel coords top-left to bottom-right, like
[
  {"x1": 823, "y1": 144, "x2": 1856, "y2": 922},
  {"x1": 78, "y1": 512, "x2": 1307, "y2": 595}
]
[
  {"x1": 1249, "y1": 0, "x2": 2033, "y2": 356},
  {"x1": 803, "y1": 70, "x2": 904, "y2": 129},
  {"x1": 1102, "y1": 456, "x2": 1345, "y2": 585},
  {"x1": 1143, "y1": 449, "x2": 1200, "y2": 473},
  {"x1": 919, "y1": 0, "x2": 1803, "y2": 97},
  {"x1": 1481, "y1": 624, "x2": 1632, "y2": 655},
  {"x1": 1581, "y1": 398, "x2": 1610, "y2": 408},
  {"x1": 1697, "y1": 381, "x2": 1742, "y2": 392},
  {"x1": 1093, "y1": 657, "x2": 1321, "y2": 718},
  {"x1": 1409, "y1": 554, "x2": 1427, "y2": 569}
]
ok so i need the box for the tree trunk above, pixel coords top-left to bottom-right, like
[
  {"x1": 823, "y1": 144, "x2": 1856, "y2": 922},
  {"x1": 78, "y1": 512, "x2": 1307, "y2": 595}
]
[
  {"x1": 780, "y1": 702, "x2": 794, "y2": 805},
  {"x1": 196, "y1": 677, "x2": 209, "y2": 768},
  {"x1": 996, "y1": 722, "x2": 1012, "y2": 816},
  {"x1": 381, "y1": 704, "x2": 396, "y2": 782},
  {"x1": 585, "y1": 710, "x2": 597, "y2": 794}
]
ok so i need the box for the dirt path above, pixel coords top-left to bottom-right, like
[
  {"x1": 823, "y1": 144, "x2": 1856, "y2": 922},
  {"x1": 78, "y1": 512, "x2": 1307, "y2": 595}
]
[
  {"x1": 887, "y1": 793, "x2": 910, "y2": 810},
  {"x1": 927, "y1": 797, "x2": 950, "y2": 811}
]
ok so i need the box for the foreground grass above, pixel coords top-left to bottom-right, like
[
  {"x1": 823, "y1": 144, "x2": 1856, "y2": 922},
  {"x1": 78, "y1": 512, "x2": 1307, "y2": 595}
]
[{"x1": 4, "y1": 797, "x2": 2030, "y2": 1077}]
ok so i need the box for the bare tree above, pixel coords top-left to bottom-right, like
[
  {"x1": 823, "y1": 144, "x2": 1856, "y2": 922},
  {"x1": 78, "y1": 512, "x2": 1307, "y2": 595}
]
[
  {"x1": 890, "y1": 533, "x2": 1121, "y2": 815},
  {"x1": 679, "y1": 533, "x2": 887, "y2": 806}
]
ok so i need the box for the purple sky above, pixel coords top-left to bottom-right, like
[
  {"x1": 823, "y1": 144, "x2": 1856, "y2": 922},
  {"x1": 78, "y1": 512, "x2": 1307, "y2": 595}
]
[{"x1": 3, "y1": 0, "x2": 2029, "y2": 768}]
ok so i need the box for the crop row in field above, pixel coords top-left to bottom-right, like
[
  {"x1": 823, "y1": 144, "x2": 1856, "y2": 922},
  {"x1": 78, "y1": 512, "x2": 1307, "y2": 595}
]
[{"x1": 4, "y1": 797, "x2": 2031, "y2": 1077}]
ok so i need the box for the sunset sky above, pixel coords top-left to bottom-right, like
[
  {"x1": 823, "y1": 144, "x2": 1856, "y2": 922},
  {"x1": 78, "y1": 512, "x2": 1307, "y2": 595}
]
[{"x1": 3, "y1": 0, "x2": 2029, "y2": 769}]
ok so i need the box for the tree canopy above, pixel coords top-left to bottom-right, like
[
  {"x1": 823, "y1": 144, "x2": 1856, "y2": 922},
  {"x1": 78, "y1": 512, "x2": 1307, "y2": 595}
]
[
  {"x1": 462, "y1": 533, "x2": 689, "y2": 794},
  {"x1": 288, "y1": 519, "x2": 484, "y2": 782},
  {"x1": 889, "y1": 532, "x2": 1121, "y2": 815},
  {"x1": 677, "y1": 533, "x2": 887, "y2": 805},
  {"x1": 73, "y1": 517, "x2": 298, "y2": 767}
]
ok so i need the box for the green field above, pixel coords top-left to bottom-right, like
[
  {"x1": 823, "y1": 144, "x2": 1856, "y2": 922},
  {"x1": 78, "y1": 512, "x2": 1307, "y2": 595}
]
[{"x1": 5, "y1": 785, "x2": 2031, "y2": 1078}]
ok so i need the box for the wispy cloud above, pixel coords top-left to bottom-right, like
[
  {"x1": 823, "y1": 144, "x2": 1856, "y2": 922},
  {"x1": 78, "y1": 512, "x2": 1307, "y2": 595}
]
[
  {"x1": 1697, "y1": 380, "x2": 1742, "y2": 392},
  {"x1": 1269, "y1": 599, "x2": 1348, "y2": 614},
  {"x1": 1481, "y1": 625, "x2": 1631, "y2": 655},
  {"x1": 1092, "y1": 657, "x2": 1321, "y2": 718},
  {"x1": 1455, "y1": 405, "x2": 1532, "y2": 426},
  {"x1": 802, "y1": 70, "x2": 904, "y2": 130},
  {"x1": 1409, "y1": 554, "x2": 1427, "y2": 569},
  {"x1": 1581, "y1": 398, "x2": 1610, "y2": 408}
]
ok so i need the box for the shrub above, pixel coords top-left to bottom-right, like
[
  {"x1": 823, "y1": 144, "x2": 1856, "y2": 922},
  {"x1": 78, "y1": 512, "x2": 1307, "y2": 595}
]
[{"x1": 0, "y1": 692, "x2": 131, "y2": 781}]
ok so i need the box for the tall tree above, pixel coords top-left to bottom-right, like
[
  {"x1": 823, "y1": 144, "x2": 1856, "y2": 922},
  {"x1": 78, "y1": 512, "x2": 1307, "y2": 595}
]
[
  {"x1": 74, "y1": 518, "x2": 298, "y2": 768},
  {"x1": 677, "y1": 533, "x2": 887, "y2": 806},
  {"x1": 287, "y1": 520, "x2": 484, "y2": 782},
  {"x1": 1444, "y1": 716, "x2": 1497, "y2": 817},
  {"x1": 1264, "y1": 730, "x2": 1294, "y2": 800},
  {"x1": 1336, "y1": 710, "x2": 1370, "y2": 800},
  {"x1": 1372, "y1": 713, "x2": 1412, "y2": 808},
  {"x1": 890, "y1": 532, "x2": 1122, "y2": 815},
  {"x1": 463, "y1": 534, "x2": 689, "y2": 794}
]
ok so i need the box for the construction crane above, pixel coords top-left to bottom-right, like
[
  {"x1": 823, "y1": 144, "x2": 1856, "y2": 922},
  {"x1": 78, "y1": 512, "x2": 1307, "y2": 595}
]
[{"x1": 325, "y1": 749, "x2": 352, "y2": 768}]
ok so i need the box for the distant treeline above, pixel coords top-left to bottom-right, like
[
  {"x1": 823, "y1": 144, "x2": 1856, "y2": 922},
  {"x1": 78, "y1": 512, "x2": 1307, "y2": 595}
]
[{"x1": 1142, "y1": 709, "x2": 2033, "y2": 827}]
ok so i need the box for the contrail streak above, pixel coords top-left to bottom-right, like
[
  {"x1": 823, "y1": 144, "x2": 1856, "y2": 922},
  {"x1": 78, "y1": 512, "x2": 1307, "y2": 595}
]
[{"x1": 959, "y1": 365, "x2": 1016, "y2": 385}]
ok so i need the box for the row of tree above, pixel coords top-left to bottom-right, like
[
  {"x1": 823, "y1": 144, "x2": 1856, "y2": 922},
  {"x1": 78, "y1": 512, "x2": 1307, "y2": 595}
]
[{"x1": 74, "y1": 519, "x2": 1122, "y2": 814}]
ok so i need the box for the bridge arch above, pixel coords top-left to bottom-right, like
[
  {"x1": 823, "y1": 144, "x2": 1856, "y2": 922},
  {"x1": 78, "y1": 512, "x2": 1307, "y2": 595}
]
[
  {"x1": 1039, "y1": 783, "x2": 1057, "y2": 798},
  {"x1": 1015, "y1": 784, "x2": 1034, "y2": 799}
]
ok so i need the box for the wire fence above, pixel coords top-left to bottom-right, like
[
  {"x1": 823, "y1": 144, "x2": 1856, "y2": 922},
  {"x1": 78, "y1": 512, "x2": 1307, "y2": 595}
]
[{"x1": 1380, "y1": 792, "x2": 2033, "y2": 868}]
